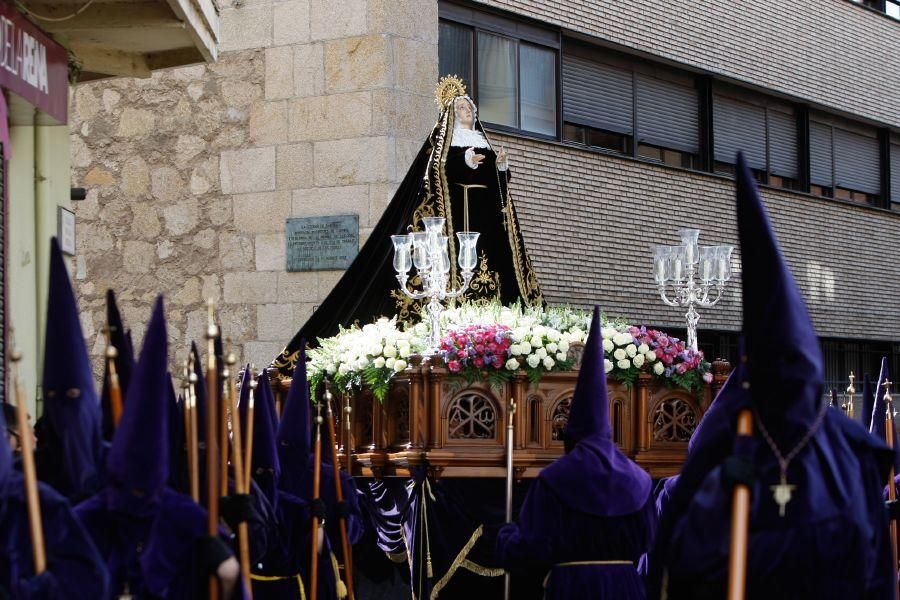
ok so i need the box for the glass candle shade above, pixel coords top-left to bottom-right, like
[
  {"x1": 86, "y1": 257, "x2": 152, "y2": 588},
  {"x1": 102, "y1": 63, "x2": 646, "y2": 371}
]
[
  {"x1": 456, "y1": 231, "x2": 480, "y2": 271},
  {"x1": 411, "y1": 232, "x2": 429, "y2": 270},
  {"x1": 678, "y1": 228, "x2": 700, "y2": 265},
  {"x1": 698, "y1": 246, "x2": 716, "y2": 283},
  {"x1": 391, "y1": 234, "x2": 412, "y2": 274}
]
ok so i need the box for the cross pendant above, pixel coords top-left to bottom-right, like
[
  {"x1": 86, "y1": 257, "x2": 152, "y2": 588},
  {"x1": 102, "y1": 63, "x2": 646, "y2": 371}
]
[{"x1": 770, "y1": 474, "x2": 796, "y2": 517}]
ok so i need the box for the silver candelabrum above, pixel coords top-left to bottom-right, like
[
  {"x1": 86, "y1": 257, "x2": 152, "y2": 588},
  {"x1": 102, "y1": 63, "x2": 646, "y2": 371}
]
[
  {"x1": 652, "y1": 228, "x2": 734, "y2": 352},
  {"x1": 392, "y1": 217, "x2": 480, "y2": 353}
]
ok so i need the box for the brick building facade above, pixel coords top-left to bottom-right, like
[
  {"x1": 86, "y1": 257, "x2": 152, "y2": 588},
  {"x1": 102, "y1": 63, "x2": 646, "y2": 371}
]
[{"x1": 71, "y1": 0, "x2": 899, "y2": 392}]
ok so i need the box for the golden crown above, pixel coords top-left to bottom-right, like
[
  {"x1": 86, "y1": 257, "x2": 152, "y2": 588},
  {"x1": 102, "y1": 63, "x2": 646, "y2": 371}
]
[{"x1": 434, "y1": 75, "x2": 467, "y2": 109}]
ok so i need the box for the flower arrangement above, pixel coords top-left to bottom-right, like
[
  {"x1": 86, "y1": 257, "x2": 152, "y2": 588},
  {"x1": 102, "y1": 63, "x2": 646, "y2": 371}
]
[
  {"x1": 307, "y1": 317, "x2": 426, "y2": 400},
  {"x1": 597, "y1": 324, "x2": 711, "y2": 392},
  {"x1": 438, "y1": 318, "x2": 584, "y2": 387},
  {"x1": 307, "y1": 301, "x2": 712, "y2": 401}
]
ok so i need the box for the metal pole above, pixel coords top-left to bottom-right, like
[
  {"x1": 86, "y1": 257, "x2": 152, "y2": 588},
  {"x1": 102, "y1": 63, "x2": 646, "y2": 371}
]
[{"x1": 503, "y1": 398, "x2": 517, "y2": 600}]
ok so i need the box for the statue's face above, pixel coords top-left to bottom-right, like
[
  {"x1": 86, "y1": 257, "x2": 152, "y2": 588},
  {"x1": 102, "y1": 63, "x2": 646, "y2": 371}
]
[{"x1": 456, "y1": 100, "x2": 475, "y2": 129}]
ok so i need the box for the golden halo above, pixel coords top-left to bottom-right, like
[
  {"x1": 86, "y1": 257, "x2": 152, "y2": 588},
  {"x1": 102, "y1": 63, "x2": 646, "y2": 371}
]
[{"x1": 434, "y1": 75, "x2": 467, "y2": 109}]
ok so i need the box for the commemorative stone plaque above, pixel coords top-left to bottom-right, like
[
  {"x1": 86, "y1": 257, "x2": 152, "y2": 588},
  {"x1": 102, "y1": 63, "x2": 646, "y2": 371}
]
[{"x1": 286, "y1": 215, "x2": 359, "y2": 272}]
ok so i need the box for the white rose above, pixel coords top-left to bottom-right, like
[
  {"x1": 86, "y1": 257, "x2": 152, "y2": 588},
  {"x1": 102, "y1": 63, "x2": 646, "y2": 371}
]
[
  {"x1": 558, "y1": 340, "x2": 570, "y2": 353},
  {"x1": 547, "y1": 329, "x2": 561, "y2": 342},
  {"x1": 620, "y1": 332, "x2": 633, "y2": 345},
  {"x1": 530, "y1": 336, "x2": 543, "y2": 348},
  {"x1": 653, "y1": 362, "x2": 665, "y2": 375},
  {"x1": 505, "y1": 358, "x2": 520, "y2": 371},
  {"x1": 326, "y1": 364, "x2": 337, "y2": 375},
  {"x1": 632, "y1": 354, "x2": 645, "y2": 368},
  {"x1": 617, "y1": 359, "x2": 631, "y2": 370},
  {"x1": 604, "y1": 359, "x2": 614, "y2": 373},
  {"x1": 601, "y1": 327, "x2": 616, "y2": 340},
  {"x1": 612, "y1": 332, "x2": 626, "y2": 346},
  {"x1": 534, "y1": 325, "x2": 547, "y2": 337},
  {"x1": 369, "y1": 344, "x2": 383, "y2": 356},
  {"x1": 510, "y1": 344, "x2": 524, "y2": 357},
  {"x1": 385, "y1": 357, "x2": 396, "y2": 369},
  {"x1": 526, "y1": 354, "x2": 541, "y2": 369},
  {"x1": 626, "y1": 344, "x2": 637, "y2": 358},
  {"x1": 383, "y1": 345, "x2": 397, "y2": 358},
  {"x1": 613, "y1": 348, "x2": 627, "y2": 361},
  {"x1": 646, "y1": 350, "x2": 657, "y2": 362},
  {"x1": 602, "y1": 339, "x2": 614, "y2": 353},
  {"x1": 543, "y1": 357, "x2": 555, "y2": 369},
  {"x1": 546, "y1": 342, "x2": 558, "y2": 354},
  {"x1": 338, "y1": 363, "x2": 350, "y2": 375},
  {"x1": 536, "y1": 348, "x2": 548, "y2": 360},
  {"x1": 398, "y1": 346, "x2": 411, "y2": 358},
  {"x1": 356, "y1": 358, "x2": 368, "y2": 370},
  {"x1": 638, "y1": 343, "x2": 650, "y2": 355},
  {"x1": 373, "y1": 356, "x2": 386, "y2": 369},
  {"x1": 393, "y1": 359, "x2": 408, "y2": 372},
  {"x1": 556, "y1": 352, "x2": 567, "y2": 362},
  {"x1": 362, "y1": 324, "x2": 377, "y2": 334}
]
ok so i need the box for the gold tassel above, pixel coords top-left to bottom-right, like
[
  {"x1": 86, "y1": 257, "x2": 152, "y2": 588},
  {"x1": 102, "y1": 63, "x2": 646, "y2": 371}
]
[
  {"x1": 427, "y1": 555, "x2": 433, "y2": 579},
  {"x1": 330, "y1": 552, "x2": 348, "y2": 599}
]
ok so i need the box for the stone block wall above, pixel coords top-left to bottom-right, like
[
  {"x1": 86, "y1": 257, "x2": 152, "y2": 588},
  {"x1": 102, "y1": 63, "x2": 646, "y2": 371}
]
[{"x1": 70, "y1": 0, "x2": 438, "y2": 373}]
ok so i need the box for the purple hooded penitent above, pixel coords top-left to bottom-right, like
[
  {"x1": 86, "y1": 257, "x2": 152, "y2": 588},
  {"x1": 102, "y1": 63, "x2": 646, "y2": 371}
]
[
  {"x1": 0, "y1": 409, "x2": 109, "y2": 598},
  {"x1": 269, "y1": 342, "x2": 362, "y2": 600},
  {"x1": 496, "y1": 306, "x2": 656, "y2": 599},
  {"x1": 76, "y1": 297, "x2": 240, "y2": 599},
  {"x1": 37, "y1": 237, "x2": 106, "y2": 503},
  {"x1": 647, "y1": 154, "x2": 895, "y2": 600}
]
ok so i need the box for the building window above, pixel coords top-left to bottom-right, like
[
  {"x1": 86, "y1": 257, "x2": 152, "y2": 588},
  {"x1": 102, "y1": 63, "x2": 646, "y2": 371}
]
[
  {"x1": 810, "y1": 117, "x2": 881, "y2": 205},
  {"x1": 562, "y1": 47, "x2": 700, "y2": 168},
  {"x1": 888, "y1": 0, "x2": 900, "y2": 18},
  {"x1": 438, "y1": 17, "x2": 558, "y2": 137},
  {"x1": 850, "y1": 0, "x2": 900, "y2": 19},
  {"x1": 890, "y1": 137, "x2": 900, "y2": 212},
  {"x1": 712, "y1": 90, "x2": 799, "y2": 190},
  {"x1": 439, "y1": 21, "x2": 473, "y2": 92}
]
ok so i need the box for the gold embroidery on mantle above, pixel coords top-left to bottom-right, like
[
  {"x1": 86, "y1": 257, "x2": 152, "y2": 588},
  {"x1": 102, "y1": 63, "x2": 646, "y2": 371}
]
[
  {"x1": 466, "y1": 252, "x2": 501, "y2": 301},
  {"x1": 272, "y1": 347, "x2": 301, "y2": 371}
]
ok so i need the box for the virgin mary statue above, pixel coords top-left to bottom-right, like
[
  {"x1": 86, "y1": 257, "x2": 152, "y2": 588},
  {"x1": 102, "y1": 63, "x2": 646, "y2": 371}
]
[{"x1": 273, "y1": 76, "x2": 543, "y2": 374}]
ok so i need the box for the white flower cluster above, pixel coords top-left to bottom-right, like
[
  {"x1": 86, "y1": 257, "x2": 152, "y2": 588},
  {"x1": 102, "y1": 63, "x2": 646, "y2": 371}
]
[
  {"x1": 507, "y1": 323, "x2": 586, "y2": 372},
  {"x1": 308, "y1": 318, "x2": 425, "y2": 382},
  {"x1": 600, "y1": 326, "x2": 663, "y2": 375}
]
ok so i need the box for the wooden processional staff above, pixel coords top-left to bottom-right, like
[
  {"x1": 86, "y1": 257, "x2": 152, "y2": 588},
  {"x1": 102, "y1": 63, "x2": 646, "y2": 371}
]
[
  {"x1": 883, "y1": 379, "x2": 899, "y2": 600},
  {"x1": 503, "y1": 398, "x2": 516, "y2": 600},
  {"x1": 225, "y1": 346, "x2": 253, "y2": 599},
  {"x1": 243, "y1": 367, "x2": 257, "y2": 492},
  {"x1": 310, "y1": 402, "x2": 324, "y2": 600},
  {"x1": 727, "y1": 408, "x2": 754, "y2": 600},
  {"x1": 182, "y1": 358, "x2": 201, "y2": 503},
  {"x1": 325, "y1": 389, "x2": 355, "y2": 600},
  {"x1": 205, "y1": 300, "x2": 221, "y2": 599},
  {"x1": 10, "y1": 337, "x2": 46, "y2": 575}
]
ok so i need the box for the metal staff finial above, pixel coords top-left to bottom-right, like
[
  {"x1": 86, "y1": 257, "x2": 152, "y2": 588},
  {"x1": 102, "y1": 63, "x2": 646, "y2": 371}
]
[{"x1": 843, "y1": 371, "x2": 856, "y2": 418}]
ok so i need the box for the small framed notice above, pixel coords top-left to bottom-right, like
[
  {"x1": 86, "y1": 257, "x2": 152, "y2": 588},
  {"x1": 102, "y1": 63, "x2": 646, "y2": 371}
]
[
  {"x1": 58, "y1": 206, "x2": 75, "y2": 256},
  {"x1": 286, "y1": 215, "x2": 359, "y2": 272}
]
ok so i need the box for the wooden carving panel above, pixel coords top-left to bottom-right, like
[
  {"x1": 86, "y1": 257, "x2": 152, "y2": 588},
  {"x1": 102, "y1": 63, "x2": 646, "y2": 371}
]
[{"x1": 447, "y1": 392, "x2": 497, "y2": 440}]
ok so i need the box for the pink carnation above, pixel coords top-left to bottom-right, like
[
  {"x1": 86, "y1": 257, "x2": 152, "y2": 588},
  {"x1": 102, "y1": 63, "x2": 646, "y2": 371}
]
[{"x1": 448, "y1": 360, "x2": 460, "y2": 372}]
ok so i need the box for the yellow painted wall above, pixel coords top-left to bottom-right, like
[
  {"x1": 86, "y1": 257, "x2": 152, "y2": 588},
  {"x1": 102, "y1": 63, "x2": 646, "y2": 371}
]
[
  {"x1": 8, "y1": 125, "x2": 37, "y2": 412},
  {"x1": 6, "y1": 124, "x2": 71, "y2": 416}
]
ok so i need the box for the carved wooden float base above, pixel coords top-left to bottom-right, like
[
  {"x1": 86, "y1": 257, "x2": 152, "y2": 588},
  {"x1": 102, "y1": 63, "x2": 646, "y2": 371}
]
[{"x1": 274, "y1": 358, "x2": 731, "y2": 479}]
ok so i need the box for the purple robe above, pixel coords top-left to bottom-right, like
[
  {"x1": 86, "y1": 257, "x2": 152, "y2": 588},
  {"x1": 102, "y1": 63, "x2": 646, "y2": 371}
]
[
  {"x1": 497, "y1": 476, "x2": 655, "y2": 599},
  {"x1": 75, "y1": 487, "x2": 238, "y2": 599},
  {"x1": 0, "y1": 472, "x2": 108, "y2": 598}
]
